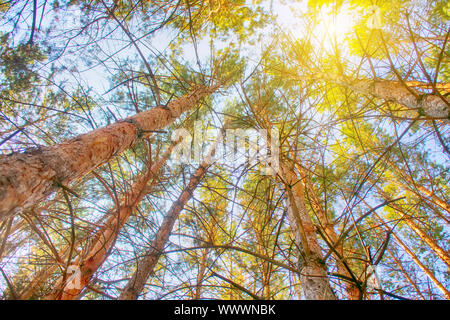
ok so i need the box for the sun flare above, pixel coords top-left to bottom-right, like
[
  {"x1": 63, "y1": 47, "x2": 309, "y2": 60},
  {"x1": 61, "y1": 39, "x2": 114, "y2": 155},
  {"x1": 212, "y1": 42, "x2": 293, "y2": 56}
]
[
  {"x1": 277, "y1": 3, "x2": 359, "y2": 51},
  {"x1": 315, "y1": 4, "x2": 358, "y2": 45}
]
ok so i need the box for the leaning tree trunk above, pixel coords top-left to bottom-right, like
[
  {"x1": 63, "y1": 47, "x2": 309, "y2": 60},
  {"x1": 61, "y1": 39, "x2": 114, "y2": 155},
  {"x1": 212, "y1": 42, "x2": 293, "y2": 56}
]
[
  {"x1": 279, "y1": 162, "x2": 336, "y2": 300},
  {"x1": 0, "y1": 84, "x2": 219, "y2": 219},
  {"x1": 19, "y1": 207, "x2": 112, "y2": 299},
  {"x1": 118, "y1": 138, "x2": 220, "y2": 300},
  {"x1": 347, "y1": 79, "x2": 450, "y2": 119},
  {"x1": 375, "y1": 186, "x2": 450, "y2": 267},
  {"x1": 379, "y1": 156, "x2": 450, "y2": 219},
  {"x1": 374, "y1": 212, "x2": 450, "y2": 299},
  {"x1": 46, "y1": 142, "x2": 176, "y2": 300},
  {"x1": 194, "y1": 248, "x2": 209, "y2": 300},
  {"x1": 304, "y1": 74, "x2": 450, "y2": 119},
  {"x1": 300, "y1": 170, "x2": 360, "y2": 299},
  {"x1": 386, "y1": 247, "x2": 426, "y2": 300},
  {"x1": 257, "y1": 112, "x2": 335, "y2": 299}
]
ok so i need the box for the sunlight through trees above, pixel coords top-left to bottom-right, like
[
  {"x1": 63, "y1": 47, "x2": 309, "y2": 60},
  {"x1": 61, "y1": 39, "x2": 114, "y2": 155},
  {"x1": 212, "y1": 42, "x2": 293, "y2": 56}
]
[{"x1": 0, "y1": 0, "x2": 448, "y2": 300}]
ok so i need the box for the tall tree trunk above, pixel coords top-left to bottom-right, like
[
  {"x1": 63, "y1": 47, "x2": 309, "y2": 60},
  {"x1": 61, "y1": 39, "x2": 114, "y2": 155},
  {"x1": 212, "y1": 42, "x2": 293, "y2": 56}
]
[
  {"x1": 403, "y1": 217, "x2": 450, "y2": 267},
  {"x1": 194, "y1": 248, "x2": 208, "y2": 300},
  {"x1": 307, "y1": 75, "x2": 450, "y2": 119},
  {"x1": 279, "y1": 162, "x2": 336, "y2": 300},
  {"x1": 46, "y1": 142, "x2": 176, "y2": 300},
  {"x1": 118, "y1": 138, "x2": 220, "y2": 300},
  {"x1": 374, "y1": 213, "x2": 450, "y2": 299},
  {"x1": 380, "y1": 157, "x2": 450, "y2": 220},
  {"x1": 257, "y1": 111, "x2": 335, "y2": 299},
  {"x1": 0, "y1": 84, "x2": 219, "y2": 219},
  {"x1": 300, "y1": 170, "x2": 360, "y2": 299},
  {"x1": 20, "y1": 262, "x2": 60, "y2": 300},
  {"x1": 386, "y1": 247, "x2": 426, "y2": 300},
  {"x1": 347, "y1": 79, "x2": 449, "y2": 119},
  {"x1": 375, "y1": 186, "x2": 450, "y2": 267}
]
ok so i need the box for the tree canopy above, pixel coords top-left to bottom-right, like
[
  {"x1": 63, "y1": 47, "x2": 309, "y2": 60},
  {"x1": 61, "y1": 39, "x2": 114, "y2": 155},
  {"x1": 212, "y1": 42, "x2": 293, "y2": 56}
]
[{"x1": 0, "y1": 0, "x2": 448, "y2": 300}]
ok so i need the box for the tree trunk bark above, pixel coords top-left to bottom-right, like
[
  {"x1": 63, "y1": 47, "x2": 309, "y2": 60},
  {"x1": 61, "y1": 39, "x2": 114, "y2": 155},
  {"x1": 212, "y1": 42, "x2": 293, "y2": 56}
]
[
  {"x1": 300, "y1": 170, "x2": 360, "y2": 299},
  {"x1": 374, "y1": 213, "x2": 450, "y2": 299},
  {"x1": 46, "y1": 142, "x2": 176, "y2": 300},
  {"x1": 376, "y1": 186, "x2": 450, "y2": 267},
  {"x1": 348, "y1": 79, "x2": 449, "y2": 119},
  {"x1": 258, "y1": 114, "x2": 335, "y2": 300},
  {"x1": 303, "y1": 74, "x2": 450, "y2": 119},
  {"x1": 118, "y1": 138, "x2": 220, "y2": 300},
  {"x1": 194, "y1": 248, "x2": 208, "y2": 300},
  {"x1": 279, "y1": 162, "x2": 336, "y2": 300},
  {"x1": 386, "y1": 247, "x2": 426, "y2": 300},
  {"x1": 404, "y1": 217, "x2": 450, "y2": 267},
  {"x1": 0, "y1": 84, "x2": 219, "y2": 219}
]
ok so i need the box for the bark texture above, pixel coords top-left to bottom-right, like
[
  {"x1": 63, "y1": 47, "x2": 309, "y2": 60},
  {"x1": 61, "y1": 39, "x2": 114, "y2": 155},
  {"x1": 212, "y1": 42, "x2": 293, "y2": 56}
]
[
  {"x1": 194, "y1": 248, "x2": 209, "y2": 300},
  {"x1": 351, "y1": 79, "x2": 450, "y2": 119},
  {"x1": 375, "y1": 213, "x2": 450, "y2": 299},
  {"x1": 46, "y1": 143, "x2": 176, "y2": 300},
  {"x1": 118, "y1": 140, "x2": 219, "y2": 300},
  {"x1": 279, "y1": 162, "x2": 336, "y2": 300},
  {"x1": 387, "y1": 247, "x2": 426, "y2": 299},
  {"x1": 306, "y1": 74, "x2": 450, "y2": 119},
  {"x1": 301, "y1": 171, "x2": 360, "y2": 299},
  {"x1": 379, "y1": 156, "x2": 450, "y2": 219},
  {"x1": 0, "y1": 84, "x2": 219, "y2": 219}
]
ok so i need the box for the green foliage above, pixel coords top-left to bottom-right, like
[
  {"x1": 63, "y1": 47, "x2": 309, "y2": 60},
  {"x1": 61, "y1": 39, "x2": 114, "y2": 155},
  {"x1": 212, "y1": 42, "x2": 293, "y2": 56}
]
[
  {"x1": 0, "y1": 36, "x2": 46, "y2": 93},
  {"x1": 0, "y1": 0, "x2": 448, "y2": 301}
]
